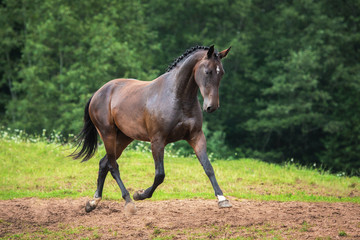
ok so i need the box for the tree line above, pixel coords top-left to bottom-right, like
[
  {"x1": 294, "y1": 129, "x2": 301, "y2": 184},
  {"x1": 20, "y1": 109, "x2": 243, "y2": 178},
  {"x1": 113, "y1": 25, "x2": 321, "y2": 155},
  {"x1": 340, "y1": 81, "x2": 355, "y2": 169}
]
[{"x1": 1, "y1": 0, "x2": 359, "y2": 175}]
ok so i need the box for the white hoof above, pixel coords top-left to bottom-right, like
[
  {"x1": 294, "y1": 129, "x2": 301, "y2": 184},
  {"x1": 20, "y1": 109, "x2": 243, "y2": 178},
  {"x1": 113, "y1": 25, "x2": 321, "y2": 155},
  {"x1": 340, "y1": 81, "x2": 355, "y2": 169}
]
[{"x1": 217, "y1": 195, "x2": 232, "y2": 208}]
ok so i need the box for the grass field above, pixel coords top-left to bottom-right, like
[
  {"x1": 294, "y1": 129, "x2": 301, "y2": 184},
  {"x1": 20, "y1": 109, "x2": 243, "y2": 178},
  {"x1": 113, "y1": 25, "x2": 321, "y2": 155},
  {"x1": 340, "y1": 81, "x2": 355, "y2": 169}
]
[{"x1": 1, "y1": 138, "x2": 359, "y2": 203}]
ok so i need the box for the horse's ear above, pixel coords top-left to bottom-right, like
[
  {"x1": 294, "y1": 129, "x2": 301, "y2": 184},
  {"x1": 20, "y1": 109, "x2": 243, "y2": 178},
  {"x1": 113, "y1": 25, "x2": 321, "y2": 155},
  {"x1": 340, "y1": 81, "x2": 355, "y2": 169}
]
[
  {"x1": 219, "y1": 46, "x2": 231, "y2": 59},
  {"x1": 207, "y1": 45, "x2": 215, "y2": 59}
]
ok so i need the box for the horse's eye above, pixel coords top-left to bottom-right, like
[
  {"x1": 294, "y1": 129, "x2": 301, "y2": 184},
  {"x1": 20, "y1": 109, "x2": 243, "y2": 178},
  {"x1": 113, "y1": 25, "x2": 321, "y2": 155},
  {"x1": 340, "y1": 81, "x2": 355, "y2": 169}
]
[{"x1": 205, "y1": 70, "x2": 212, "y2": 75}]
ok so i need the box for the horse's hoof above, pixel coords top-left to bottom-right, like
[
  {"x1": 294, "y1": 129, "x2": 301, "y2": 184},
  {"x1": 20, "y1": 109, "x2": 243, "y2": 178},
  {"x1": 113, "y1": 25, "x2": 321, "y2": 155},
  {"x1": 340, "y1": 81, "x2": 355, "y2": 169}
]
[
  {"x1": 124, "y1": 201, "x2": 137, "y2": 215},
  {"x1": 133, "y1": 189, "x2": 145, "y2": 201},
  {"x1": 218, "y1": 199, "x2": 232, "y2": 208},
  {"x1": 85, "y1": 201, "x2": 96, "y2": 213}
]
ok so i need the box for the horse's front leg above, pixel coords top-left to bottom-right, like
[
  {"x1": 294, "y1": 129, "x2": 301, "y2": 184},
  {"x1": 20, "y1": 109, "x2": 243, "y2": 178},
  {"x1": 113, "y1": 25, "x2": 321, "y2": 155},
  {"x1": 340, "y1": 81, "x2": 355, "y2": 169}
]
[
  {"x1": 133, "y1": 140, "x2": 165, "y2": 200},
  {"x1": 188, "y1": 131, "x2": 232, "y2": 208}
]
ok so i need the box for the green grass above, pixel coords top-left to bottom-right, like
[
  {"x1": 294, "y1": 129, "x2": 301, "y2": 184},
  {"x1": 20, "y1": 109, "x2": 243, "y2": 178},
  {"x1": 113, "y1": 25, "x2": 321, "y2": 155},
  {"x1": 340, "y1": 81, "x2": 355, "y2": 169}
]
[
  {"x1": 338, "y1": 230, "x2": 347, "y2": 237},
  {"x1": 0, "y1": 138, "x2": 359, "y2": 203},
  {"x1": 3, "y1": 224, "x2": 101, "y2": 240}
]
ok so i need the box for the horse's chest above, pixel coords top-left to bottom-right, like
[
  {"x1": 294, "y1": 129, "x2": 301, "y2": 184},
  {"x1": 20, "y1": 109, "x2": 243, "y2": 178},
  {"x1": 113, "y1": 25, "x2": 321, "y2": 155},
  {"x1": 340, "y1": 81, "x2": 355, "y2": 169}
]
[{"x1": 167, "y1": 118, "x2": 198, "y2": 142}]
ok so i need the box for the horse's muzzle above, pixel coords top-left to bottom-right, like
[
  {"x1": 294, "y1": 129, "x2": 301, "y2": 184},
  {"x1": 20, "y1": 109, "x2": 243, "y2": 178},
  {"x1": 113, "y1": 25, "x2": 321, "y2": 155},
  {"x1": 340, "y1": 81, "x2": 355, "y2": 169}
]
[{"x1": 205, "y1": 105, "x2": 218, "y2": 113}]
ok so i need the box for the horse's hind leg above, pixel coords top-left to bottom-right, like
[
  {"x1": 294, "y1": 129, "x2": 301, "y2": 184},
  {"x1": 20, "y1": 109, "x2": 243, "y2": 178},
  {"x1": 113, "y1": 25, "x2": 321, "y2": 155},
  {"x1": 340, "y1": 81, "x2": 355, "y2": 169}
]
[
  {"x1": 108, "y1": 131, "x2": 136, "y2": 213},
  {"x1": 85, "y1": 129, "x2": 134, "y2": 213},
  {"x1": 85, "y1": 155, "x2": 109, "y2": 212}
]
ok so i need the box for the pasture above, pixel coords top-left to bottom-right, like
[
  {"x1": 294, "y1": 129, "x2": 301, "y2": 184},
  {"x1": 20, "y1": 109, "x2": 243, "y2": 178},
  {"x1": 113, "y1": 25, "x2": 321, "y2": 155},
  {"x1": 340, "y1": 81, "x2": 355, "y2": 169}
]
[{"x1": 1, "y1": 137, "x2": 360, "y2": 239}]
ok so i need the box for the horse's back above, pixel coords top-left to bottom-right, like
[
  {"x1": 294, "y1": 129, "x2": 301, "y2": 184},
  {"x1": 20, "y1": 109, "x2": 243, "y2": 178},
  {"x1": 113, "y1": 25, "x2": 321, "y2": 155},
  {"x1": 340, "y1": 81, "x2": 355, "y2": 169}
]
[{"x1": 92, "y1": 78, "x2": 150, "y2": 106}]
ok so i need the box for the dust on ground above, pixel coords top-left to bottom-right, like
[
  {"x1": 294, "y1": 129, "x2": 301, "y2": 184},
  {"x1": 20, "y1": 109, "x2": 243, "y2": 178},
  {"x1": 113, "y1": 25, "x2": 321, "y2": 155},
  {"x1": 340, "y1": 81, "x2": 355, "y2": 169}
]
[{"x1": 1, "y1": 197, "x2": 359, "y2": 239}]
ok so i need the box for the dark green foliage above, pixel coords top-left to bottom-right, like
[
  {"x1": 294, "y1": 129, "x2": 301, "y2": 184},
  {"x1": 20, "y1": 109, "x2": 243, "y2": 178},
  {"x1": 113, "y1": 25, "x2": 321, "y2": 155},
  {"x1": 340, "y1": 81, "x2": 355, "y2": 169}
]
[
  {"x1": 1, "y1": 0, "x2": 359, "y2": 175},
  {"x1": 0, "y1": 0, "x2": 158, "y2": 134}
]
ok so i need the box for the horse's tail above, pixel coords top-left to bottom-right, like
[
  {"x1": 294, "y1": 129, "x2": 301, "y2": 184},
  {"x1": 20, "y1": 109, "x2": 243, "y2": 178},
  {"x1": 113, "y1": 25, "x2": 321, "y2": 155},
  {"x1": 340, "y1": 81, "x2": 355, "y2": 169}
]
[{"x1": 70, "y1": 96, "x2": 98, "y2": 162}]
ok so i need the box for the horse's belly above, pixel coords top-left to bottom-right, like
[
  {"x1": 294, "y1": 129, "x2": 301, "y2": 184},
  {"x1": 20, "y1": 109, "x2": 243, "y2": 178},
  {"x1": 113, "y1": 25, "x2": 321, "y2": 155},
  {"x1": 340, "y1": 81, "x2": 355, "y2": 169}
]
[{"x1": 113, "y1": 110, "x2": 150, "y2": 142}]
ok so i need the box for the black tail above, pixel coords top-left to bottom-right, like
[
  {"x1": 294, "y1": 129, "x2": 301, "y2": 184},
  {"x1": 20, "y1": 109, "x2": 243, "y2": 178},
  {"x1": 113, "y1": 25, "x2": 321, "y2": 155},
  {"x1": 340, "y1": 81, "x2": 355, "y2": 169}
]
[{"x1": 70, "y1": 96, "x2": 98, "y2": 162}]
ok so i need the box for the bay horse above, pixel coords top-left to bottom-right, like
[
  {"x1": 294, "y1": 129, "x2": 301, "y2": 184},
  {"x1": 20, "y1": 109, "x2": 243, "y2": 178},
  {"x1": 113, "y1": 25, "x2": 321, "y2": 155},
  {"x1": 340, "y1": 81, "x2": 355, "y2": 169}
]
[{"x1": 71, "y1": 45, "x2": 232, "y2": 213}]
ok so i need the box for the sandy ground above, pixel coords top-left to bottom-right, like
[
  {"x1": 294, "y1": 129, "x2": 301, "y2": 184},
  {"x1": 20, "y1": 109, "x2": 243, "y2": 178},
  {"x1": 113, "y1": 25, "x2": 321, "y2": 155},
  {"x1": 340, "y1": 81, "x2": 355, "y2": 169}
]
[{"x1": 1, "y1": 197, "x2": 359, "y2": 239}]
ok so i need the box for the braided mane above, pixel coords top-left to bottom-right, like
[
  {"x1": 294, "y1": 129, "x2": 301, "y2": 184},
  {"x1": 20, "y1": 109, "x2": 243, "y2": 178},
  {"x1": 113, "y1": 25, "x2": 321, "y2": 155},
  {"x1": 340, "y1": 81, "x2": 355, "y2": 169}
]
[{"x1": 166, "y1": 45, "x2": 210, "y2": 72}]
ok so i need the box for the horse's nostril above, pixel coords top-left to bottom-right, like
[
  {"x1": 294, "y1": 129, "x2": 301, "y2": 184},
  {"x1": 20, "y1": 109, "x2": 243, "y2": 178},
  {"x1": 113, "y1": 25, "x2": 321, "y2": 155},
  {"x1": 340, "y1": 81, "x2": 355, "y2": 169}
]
[{"x1": 207, "y1": 106, "x2": 212, "y2": 112}]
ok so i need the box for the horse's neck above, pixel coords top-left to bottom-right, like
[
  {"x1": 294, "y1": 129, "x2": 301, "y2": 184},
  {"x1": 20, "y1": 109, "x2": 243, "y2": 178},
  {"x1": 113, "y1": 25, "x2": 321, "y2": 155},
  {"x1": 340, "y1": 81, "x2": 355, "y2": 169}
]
[{"x1": 172, "y1": 51, "x2": 204, "y2": 102}]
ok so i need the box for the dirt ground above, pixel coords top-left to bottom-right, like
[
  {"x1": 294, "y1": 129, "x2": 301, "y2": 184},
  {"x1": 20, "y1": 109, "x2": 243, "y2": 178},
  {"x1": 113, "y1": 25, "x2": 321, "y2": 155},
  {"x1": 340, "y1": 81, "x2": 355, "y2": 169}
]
[{"x1": 1, "y1": 197, "x2": 359, "y2": 239}]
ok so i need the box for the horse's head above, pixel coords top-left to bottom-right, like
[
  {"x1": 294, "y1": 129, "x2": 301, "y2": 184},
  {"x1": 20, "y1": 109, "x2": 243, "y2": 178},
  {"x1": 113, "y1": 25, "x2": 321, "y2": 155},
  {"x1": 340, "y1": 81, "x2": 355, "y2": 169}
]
[{"x1": 194, "y1": 45, "x2": 231, "y2": 113}]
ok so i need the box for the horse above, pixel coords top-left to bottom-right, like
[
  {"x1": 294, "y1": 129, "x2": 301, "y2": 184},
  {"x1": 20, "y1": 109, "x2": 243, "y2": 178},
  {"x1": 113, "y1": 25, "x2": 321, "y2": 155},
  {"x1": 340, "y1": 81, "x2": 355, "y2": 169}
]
[{"x1": 71, "y1": 45, "x2": 232, "y2": 213}]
